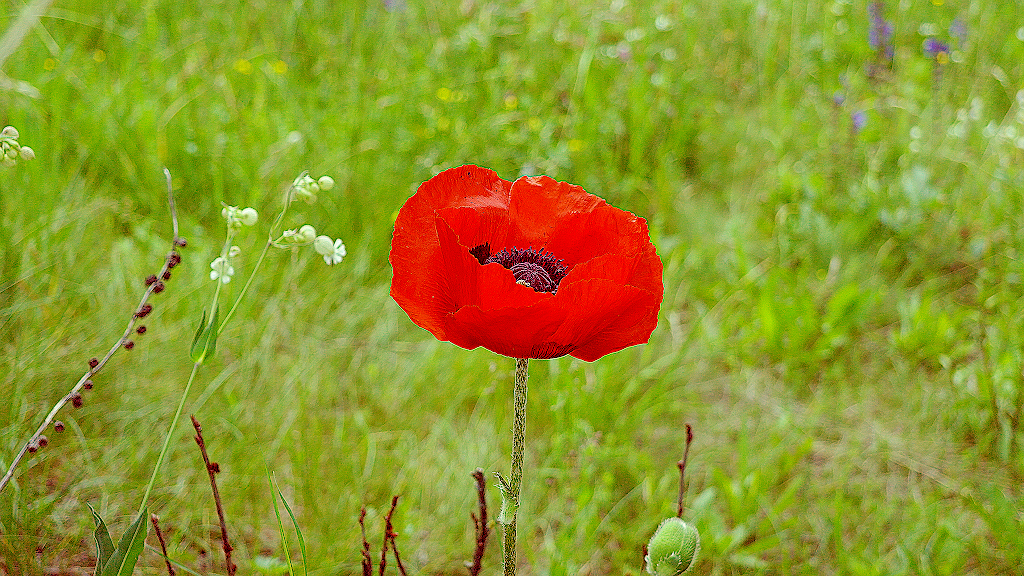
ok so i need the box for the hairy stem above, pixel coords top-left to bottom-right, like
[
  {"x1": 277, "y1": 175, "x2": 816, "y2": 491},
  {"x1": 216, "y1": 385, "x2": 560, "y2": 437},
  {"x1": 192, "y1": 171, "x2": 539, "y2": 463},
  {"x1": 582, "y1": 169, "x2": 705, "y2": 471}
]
[{"x1": 498, "y1": 358, "x2": 529, "y2": 576}]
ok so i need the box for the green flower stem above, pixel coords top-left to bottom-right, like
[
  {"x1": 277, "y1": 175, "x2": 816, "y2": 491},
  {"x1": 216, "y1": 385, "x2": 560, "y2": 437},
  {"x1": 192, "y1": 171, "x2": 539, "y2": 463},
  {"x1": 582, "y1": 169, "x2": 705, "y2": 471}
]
[
  {"x1": 217, "y1": 235, "x2": 272, "y2": 334},
  {"x1": 218, "y1": 187, "x2": 293, "y2": 333},
  {"x1": 498, "y1": 358, "x2": 529, "y2": 576},
  {"x1": 138, "y1": 361, "x2": 201, "y2": 515}
]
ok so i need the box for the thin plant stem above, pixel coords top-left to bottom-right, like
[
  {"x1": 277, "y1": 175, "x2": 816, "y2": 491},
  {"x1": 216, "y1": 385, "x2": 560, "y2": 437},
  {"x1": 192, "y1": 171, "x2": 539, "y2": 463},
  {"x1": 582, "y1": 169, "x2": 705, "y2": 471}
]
[
  {"x1": 359, "y1": 508, "x2": 373, "y2": 576},
  {"x1": 676, "y1": 423, "x2": 694, "y2": 519},
  {"x1": 499, "y1": 358, "x2": 529, "y2": 576},
  {"x1": 468, "y1": 468, "x2": 489, "y2": 576},
  {"x1": 139, "y1": 361, "x2": 201, "y2": 514},
  {"x1": 217, "y1": 233, "x2": 271, "y2": 334},
  {"x1": 218, "y1": 179, "x2": 295, "y2": 332}
]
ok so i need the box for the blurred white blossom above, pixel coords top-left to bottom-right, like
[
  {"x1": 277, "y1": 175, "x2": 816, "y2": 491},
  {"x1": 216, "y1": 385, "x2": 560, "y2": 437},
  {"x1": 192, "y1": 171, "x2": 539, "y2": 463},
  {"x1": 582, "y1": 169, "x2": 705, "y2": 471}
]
[
  {"x1": 314, "y1": 235, "x2": 346, "y2": 265},
  {"x1": 210, "y1": 257, "x2": 234, "y2": 283}
]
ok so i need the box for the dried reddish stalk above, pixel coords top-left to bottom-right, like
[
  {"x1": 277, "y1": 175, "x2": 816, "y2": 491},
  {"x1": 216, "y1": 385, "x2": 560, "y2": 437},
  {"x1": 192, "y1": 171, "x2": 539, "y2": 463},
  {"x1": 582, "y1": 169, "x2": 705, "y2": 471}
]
[
  {"x1": 676, "y1": 424, "x2": 694, "y2": 519},
  {"x1": 389, "y1": 526, "x2": 407, "y2": 576},
  {"x1": 360, "y1": 507, "x2": 373, "y2": 576},
  {"x1": 192, "y1": 415, "x2": 235, "y2": 576},
  {"x1": 468, "y1": 468, "x2": 490, "y2": 576},
  {"x1": 378, "y1": 495, "x2": 407, "y2": 576},
  {"x1": 150, "y1": 513, "x2": 176, "y2": 576}
]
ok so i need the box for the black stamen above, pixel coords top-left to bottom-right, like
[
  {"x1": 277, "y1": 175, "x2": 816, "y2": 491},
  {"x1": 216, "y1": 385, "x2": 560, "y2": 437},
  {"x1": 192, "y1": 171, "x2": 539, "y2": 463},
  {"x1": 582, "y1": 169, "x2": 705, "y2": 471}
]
[
  {"x1": 478, "y1": 246, "x2": 568, "y2": 293},
  {"x1": 470, "y1": 243, "x2": 491, "y2": 265}
]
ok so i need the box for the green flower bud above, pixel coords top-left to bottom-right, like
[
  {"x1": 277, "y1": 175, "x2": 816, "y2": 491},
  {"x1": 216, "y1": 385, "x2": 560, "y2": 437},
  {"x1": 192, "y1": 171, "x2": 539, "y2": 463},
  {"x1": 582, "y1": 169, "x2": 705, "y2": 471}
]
[
  {"x1": 313, "y1": 235, "x2": 334, "y2": 254},
  {"x1": 645, "y1": 517, "x2": 700, "y2": 576},
  {"x1": 297, "y1": 224, "x2": 317, "y2": 243},
  {"x1": 2, "y1": 157, "x2": 16, "y2": 168},
  {"x1": 317, "y1": 175, "x2": 335, "y2": 190},
  {"x1": 294, "y1": 187, "x2": 317, "y2": 203},
  {"x1": 239, "y1": 207, "x2": 258, "y2": 226}
]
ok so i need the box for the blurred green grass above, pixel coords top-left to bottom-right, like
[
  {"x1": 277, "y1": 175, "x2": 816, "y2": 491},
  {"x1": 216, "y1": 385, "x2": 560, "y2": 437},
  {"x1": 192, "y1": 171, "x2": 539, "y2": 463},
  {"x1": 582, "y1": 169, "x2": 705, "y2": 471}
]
[{"x1": 2, "y1": 0, "x2": 1024, "y2": 574}]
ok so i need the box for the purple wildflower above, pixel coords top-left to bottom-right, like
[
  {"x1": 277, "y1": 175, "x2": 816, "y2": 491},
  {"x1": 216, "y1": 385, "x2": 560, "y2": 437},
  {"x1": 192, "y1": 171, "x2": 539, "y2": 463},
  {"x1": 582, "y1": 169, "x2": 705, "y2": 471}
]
[
  {"x1": 923, "y1": 38, "x2": 950, "y2": 61},
  {"x1": 852, "y1": 111, "x2": 867, "y2": 134},
  {"x1": 868, "y1": 1, "x2": 894, "y2": 60}
]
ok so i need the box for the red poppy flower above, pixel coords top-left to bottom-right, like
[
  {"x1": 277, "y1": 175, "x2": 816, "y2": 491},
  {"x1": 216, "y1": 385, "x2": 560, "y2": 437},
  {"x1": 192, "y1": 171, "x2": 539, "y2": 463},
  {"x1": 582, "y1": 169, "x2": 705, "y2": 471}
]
[{"x1": 390, "y1": 165, "x2": 663, "y2": 362}]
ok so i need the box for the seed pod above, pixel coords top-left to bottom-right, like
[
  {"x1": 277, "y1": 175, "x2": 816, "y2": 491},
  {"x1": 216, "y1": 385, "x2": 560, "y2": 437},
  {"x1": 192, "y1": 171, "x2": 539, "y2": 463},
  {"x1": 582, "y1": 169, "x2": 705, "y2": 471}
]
[{"x1": 644, "y1": 517, "x2": 700, "y2": 576}]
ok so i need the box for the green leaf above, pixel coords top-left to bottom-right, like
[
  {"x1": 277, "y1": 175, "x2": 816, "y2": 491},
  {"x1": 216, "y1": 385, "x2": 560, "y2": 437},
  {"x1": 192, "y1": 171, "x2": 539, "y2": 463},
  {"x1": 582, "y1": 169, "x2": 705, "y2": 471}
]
[
  {"x1": 189, "y1": 306, "x2": 219, "y2": 363},
  {"x1": 277, "y1": 485, "x2": 308, "y2": 576},
  {"x1": 267, "y1": 468, "x2": 295, "y2": 576},
  {"x1": 493, "y1": 472, "x2": 519, "y2": 526},
  {"x1": 101, "y1": 507, "x2": 148, "y2": 576},
  {"x1": 87, "y1": 503, "x2": 115, "y2": 576},
  {"x1": 190, "y1": 310, "x2": 207, "y2": 350}
]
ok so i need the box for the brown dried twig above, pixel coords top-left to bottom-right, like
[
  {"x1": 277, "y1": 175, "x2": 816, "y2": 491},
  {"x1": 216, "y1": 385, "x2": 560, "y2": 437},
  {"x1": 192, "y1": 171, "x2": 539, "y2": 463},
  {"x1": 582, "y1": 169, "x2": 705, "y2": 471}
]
[
  {"x1": 676, "y1": 423, "x2": 694, "y2": 519},
  {"x1": 0, "y1": 169, "x2": 184, "y2": 495},
  {"x1": 150, "y1": 513, "x2": 176, "y2": 576},
  {"x1": 379, "y1": 495, "x2": 407, "y2": 576},
  {"x1": 359, "y1": 508, "x2": 373, "y2": 576},
  {"x1": 192, "y1": 415, "x2": 236, "y2": 576},
  {"x1": 467, "y1": 468, "x2": 489, "y2": 576}
]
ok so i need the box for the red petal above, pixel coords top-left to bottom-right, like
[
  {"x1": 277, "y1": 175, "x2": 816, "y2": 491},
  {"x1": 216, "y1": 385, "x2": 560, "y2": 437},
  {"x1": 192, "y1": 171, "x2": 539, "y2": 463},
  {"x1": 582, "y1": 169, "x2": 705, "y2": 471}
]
[
  {"x1": 553, "y1": 276, "x2": 662, "y2": 362},
  {"x1": 390, "y1": 166, "x2": 512, "y2": 338},
  {"x1": 506, "y1": 175, "x2": 605, "y2": 252}
]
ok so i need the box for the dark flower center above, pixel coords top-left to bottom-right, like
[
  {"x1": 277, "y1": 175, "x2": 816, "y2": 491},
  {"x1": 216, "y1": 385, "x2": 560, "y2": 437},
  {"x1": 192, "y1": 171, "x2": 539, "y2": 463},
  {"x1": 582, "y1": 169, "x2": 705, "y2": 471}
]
[{"x1": 470, "y1": 243, "x2": 568, "y2": 293}]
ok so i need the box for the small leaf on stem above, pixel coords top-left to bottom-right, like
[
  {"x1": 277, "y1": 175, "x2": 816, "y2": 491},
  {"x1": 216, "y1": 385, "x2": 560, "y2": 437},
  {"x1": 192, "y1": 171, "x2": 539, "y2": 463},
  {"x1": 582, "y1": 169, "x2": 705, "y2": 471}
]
[
  {"x1": 87, "y1": 503, "x2": 115, "y2": 576},
  {"x1": 190, "y1": 307, "x2": 220, "y2": 364},
  {"x1": 101, "y1": 507, "x2": 148, "y2": 576}
]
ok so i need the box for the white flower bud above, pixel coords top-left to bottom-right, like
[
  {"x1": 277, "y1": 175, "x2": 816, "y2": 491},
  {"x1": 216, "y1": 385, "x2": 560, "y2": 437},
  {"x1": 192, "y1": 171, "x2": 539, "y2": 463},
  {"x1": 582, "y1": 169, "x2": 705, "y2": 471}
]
[
  {"x1": 292, "y1": 173, "x2": 313, "y2": 189},
  {"x1": 645, "y1": 518, "x2": 700, "y2": 576},
  {"x1": 239, "y1": 207, "x2": 258, "y2": 226},
  {"x1": 19, "y1": 146, "x2": 34, "y2": 161},
  {"x1": 229, "y1": 245, "x2": 241, "y2": 257},
  {"x1": 2, "y1": 157, "x2": 15, "y2": 168},
  {"x1": 317, "y1": 175, "x2": 335, "y2": 190},
  {"x1": 1, "y1": 126, "x2": 19, "y2": 139}
]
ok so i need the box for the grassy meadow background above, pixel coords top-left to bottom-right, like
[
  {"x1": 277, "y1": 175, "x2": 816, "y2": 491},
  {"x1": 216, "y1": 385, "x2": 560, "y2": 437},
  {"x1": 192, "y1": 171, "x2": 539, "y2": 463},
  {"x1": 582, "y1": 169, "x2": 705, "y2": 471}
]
[{"x1": 2, "y1": 0, "x2": 1024, "y2": 574}]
